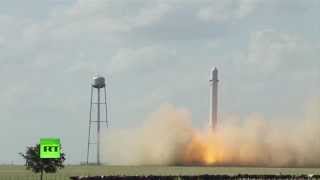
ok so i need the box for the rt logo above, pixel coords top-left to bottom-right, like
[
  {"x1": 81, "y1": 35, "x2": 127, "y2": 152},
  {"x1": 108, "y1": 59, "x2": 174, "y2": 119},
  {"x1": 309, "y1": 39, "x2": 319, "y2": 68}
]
[
  {"x1": 43, "y1": 145, "x2": 59, "y2": 152},
  {"x1": 40, "y1": 138, "x2": 61, "y2": 159}
]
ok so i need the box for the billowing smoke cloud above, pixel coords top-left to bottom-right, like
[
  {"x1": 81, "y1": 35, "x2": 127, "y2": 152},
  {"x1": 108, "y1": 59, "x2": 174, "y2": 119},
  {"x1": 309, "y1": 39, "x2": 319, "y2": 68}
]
[{"x1": 103, "y1": 97, "x2": 320, "y2": 167}]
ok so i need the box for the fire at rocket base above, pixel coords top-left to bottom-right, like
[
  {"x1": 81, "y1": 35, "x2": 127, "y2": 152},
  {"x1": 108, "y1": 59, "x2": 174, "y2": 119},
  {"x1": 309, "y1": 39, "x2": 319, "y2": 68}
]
[{"x1": 209, "y1": 67, "x2": 218, "y2": 130}]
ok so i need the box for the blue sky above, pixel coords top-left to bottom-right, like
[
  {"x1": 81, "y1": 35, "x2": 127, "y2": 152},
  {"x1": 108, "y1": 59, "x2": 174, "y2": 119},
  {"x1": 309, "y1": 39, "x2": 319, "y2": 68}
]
[{"x1": 0, "y1": 0, "x2": 319, "y2": 164}]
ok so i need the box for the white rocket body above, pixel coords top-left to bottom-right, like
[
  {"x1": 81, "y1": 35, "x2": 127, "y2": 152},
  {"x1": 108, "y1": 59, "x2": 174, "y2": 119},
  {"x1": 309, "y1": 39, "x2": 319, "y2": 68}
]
[{"x1": 209, "y1": 67, "x2": 218, "y2": 130}]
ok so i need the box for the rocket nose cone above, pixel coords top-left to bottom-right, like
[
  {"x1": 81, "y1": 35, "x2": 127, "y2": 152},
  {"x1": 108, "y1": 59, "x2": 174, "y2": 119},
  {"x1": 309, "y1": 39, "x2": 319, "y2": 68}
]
[
  {"x1": 210, "y1": 67, "x2": 218, "y2": 81},
  {"x1": 211, "y1": 67, "x2": 218, "y2": 72}
]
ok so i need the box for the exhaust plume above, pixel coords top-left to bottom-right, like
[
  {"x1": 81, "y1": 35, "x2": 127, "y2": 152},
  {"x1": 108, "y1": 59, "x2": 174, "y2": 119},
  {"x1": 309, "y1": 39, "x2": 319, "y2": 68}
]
[{"x1": 103, "y1": 97, "x2": 320, "y2": 167}]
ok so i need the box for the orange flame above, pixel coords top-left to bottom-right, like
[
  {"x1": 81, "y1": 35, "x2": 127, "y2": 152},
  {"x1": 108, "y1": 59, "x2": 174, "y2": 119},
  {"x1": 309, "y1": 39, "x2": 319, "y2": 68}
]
[{"x1": 183, "y1": 130, "x2": 225, "y2": 165}]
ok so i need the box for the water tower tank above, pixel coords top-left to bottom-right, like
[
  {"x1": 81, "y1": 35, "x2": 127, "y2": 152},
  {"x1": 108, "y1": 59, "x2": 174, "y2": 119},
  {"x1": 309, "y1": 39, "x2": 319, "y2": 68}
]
[{"x1": 92, "y1": 76, "x2": 105, "y2": 88}]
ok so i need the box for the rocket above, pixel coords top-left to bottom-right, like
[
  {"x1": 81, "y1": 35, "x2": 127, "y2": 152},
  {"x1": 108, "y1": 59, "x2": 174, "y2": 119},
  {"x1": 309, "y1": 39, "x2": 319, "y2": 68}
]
[{"x1": 209, "y1": 67, "x2": 218, "y2": 130}]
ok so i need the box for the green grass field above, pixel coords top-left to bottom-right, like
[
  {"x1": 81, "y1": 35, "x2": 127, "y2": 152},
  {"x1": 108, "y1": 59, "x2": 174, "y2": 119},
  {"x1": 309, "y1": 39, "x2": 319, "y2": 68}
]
[{"x1": 0, "y1": 165, "x2": 320, "y2": 179}]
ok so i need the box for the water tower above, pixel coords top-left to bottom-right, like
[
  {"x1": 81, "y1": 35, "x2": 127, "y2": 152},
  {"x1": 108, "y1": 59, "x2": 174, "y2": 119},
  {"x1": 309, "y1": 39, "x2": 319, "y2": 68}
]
[{"x1": 86, "y1": 75, "x2": 109, "y2": 165}]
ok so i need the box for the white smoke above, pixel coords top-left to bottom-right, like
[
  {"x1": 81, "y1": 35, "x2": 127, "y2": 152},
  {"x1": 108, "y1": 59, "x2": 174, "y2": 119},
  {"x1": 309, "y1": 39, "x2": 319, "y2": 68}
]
[{"x1": 103, "y1": 97, "x2": 320, "y2": 167}]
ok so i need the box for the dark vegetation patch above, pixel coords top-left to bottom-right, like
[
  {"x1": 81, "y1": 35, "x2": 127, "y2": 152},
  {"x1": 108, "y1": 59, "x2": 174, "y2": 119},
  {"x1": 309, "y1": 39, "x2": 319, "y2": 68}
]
[{"x1": 70, "y1": 174, "x2": 320, "y2": 180}]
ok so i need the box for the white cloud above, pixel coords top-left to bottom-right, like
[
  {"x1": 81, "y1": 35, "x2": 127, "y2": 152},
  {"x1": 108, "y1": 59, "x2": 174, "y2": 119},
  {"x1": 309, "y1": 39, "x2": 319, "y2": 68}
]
[
  {"x1": 108, "y1": 46, "x2": 176, "y2": 74},
  {"x1": 197, "y1": 0, "x2": 260, "y2": 22},
  {"x1": 51, "y1": 0, "x2": 171, "y2": 35},
  {"x1": 246, "y1": 29, "x2": 319, "y2": 74},
  {"x1": 132, "y1": 2, "x2": 171, "y2": 27},
  {"x1": 236, "y1": 0, "x2": 260, "y2": 18}
]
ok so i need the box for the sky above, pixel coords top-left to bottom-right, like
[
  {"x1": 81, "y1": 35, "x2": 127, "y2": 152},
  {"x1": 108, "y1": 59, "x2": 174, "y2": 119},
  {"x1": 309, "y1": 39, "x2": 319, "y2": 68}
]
[{"x1": 0, "y1": 0, "x2": 319, "y2": 164}]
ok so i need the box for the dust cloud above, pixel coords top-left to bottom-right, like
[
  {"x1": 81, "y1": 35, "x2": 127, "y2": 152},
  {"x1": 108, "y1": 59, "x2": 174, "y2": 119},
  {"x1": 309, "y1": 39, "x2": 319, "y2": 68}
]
[{"x1": 103, "y1": 97, "x2": 320, "y2": 167}]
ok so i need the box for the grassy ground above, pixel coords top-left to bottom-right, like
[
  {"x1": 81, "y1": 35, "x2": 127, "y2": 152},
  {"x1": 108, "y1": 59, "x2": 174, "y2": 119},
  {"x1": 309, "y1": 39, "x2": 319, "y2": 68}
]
[{"x1": 0, "y1": 165, "x2": 320, "y2": 179}]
